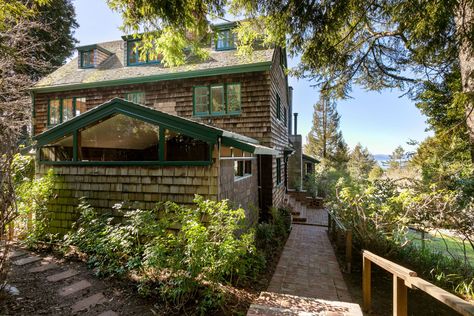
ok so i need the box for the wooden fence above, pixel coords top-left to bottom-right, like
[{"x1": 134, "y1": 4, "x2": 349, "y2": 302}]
[
  {"x1": 362, "y1": 250, "x2": 474, "y2": 316},
  {"x1": 327, "y1": 210, "x2": 352, "y2": 272}
]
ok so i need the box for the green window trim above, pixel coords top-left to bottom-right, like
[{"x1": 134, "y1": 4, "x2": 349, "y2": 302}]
[
  {"x1": 80, "y1": 50, "x2": 95, "y2": 69},
  {"x1": 210, "y1": 84, "x2": 225, "y2": 115},
  {"x1": 276, "y1": 94, "x2": 281, "y2": 120},
  {"x1": 193, "y1": 83, "x2": 241, "y2": 117},
  {"x1": 215, "y1": 29, "x2": 236, "y2": 51},
  {"x1": 39, "y1": 121, "x2": 214, "y2": 166},
  {"x1": 127, "y1": 39, "x2": 161, "y2": 66},
  {"x1": 47, "y1": 97, "x2": 86, "y2": 127}
]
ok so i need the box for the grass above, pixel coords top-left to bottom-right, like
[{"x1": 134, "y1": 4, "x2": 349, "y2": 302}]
[{"x1": 406, "y1": 228, "x2": 474, "y2": 265}]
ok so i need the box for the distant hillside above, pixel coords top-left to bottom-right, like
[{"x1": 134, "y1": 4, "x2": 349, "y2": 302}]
[{"x1": 373, "y1": 154, "x2": 390, "y2": 167}]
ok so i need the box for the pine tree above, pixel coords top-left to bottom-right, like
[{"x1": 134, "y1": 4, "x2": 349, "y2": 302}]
[
  {"x1": 304, "y1": 95, "x2": 343, "y2": 162},
  {"x1": 387, "y1": 146, "x2": 406, "y2": 171},
  {"x1": 348, "y1": 143, "x2": 377, "y2": 181}
]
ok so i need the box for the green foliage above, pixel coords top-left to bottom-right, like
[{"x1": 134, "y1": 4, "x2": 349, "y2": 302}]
[
  {"x1": 12, "y1": 155, "x2": 56, "y2": 244},
  {"x1": 347, "y1": 143, "x2": 377, "y2": 182},
  {"x1": 63, "y1": 196, "x2": 264, "y2": 313},
  {"x1": 255, "y1": 207, "x2": 291, "y2": 262}
]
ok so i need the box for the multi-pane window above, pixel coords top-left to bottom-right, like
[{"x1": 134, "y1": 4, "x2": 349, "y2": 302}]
[
  {"x1": 126, "y1": 92, "x2": 146, "y2": 105},
  {"x1": 210, "y1": 85, "x2": 225, "y2": 114},
  {"x1": 127, "y1": 40, "x2": 160, "y2": 66},
  {"x1": 234, "y1": 160, "x2": 252, "y2": 180},
  {"x1": 193, "y1": 83, "x2": 241, "y2": 116},
  {"x1": 40, "y1": 113, "x2": 212, "y2": 163},
  {"x1": 216, "y1": 30, "x2": 235, "y2": 50},
  {"x1": 276, "y1": 157, "x2": 282, "y2": 185},
  {"x1": 48, "y1": 97, "x2": 87, "y2": 126},
  {"x1": 80, "y1": 50, "x2": 94, "y2": 68}
]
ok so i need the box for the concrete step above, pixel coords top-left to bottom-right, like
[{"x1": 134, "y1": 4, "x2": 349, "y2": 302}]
[{"x1": 292, "y1": 217, "x2": 307, "y2": 223}]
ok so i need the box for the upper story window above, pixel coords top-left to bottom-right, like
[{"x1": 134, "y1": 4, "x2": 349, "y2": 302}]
[
  {"x1": 80, "y1": 50, "x2": 94, "y2": 68},
  {"x1": 125, "y1": 92, "x2": 145, "y2": 105},
  {"x1": 127, "y1": 40, "x2": 160, "y2": 66},
  {"x1": 276, "y1": 94, "x2": 281, "y2": 120},
  {"x1": 193, "y1": 83, "x2": 241, "y2": 116},
  {"x1": 216, "y1": 29, "x2": 235, "y2": 51},
  {"x1": 48, "y1": 97, "x2": 87, "y2": 127}
]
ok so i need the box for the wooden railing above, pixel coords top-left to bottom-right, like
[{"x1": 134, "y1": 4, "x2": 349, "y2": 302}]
[
  {"x1": 327, "y1": 210, "x2": 352, "y2": 272},
  {"x1": 363, "y1": 250, "x2": 474, "y2": 316}
]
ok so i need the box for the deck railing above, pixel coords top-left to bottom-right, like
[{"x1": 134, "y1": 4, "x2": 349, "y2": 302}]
[
  {"x1": 327, "y1": 210, "x2": 352, "y2": 272},
  {"x1": 362, "y1": 250, "x2": 474, "y2": 316}
]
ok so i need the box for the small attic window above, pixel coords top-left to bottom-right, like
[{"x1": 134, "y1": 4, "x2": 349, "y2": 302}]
[
  {"x1": 80, "y1": 50, "x2": 94, "y2": 68},
  {"x1": 216, "y1": 29, "x2": 235, "y2": 51}
]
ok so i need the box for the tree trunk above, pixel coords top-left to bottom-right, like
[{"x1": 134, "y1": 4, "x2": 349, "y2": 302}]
[{"x1": 456, "y1": 0, "x2": 474, "y2": 162}]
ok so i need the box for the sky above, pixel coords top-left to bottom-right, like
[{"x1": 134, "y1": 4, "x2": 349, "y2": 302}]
[{"x1": 72, "y1": 0, "x2": 432, "y2": 155}]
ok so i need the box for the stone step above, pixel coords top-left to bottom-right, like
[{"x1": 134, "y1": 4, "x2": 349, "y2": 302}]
[
  {"x1": 29, "y1": 262, "x2": 59, "y2": 273},
  {"x1": 47, "y1": 269, "x2": 79, "y2": 282},
  {"x1": 292, "y1": 217, "x2": 307, "y2": 223},
  {"x1": 13, "y1": 256, "x2": 42, "y2": 266},
  {"x1": 7, "y1": 249, "x2": 27, "y2": 259},
  {"x1": 71, "y1": 292, "x2": 106, "y2": 313},
  {"x1": 98, "y1": 310, "x2": 118, "y2": 316},
  {"x1": 58, "y1": 280, "x2": 92, "y2": 296}
]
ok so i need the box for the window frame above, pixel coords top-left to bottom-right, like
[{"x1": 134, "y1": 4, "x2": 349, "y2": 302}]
[
  {"x1": 210, "y1": 84, "x2": 226, "y2": 115},
  {"x1": 48, "y1": 97, "x2": 86, "y2": 127},
  {"x1": 233, "y1": 158, "x2": 253, "y2": 182},
  {"x1": 276, "y1": 94, "x2": 281, "y2": 120},
  {"x1": 127, "y1": 39, "x2": 161, "y2": 66},
  {"x1": 192, "y1": 83, "x2": 241, "y2": 117},
  {"x1": 125, "y1": 91, "x2": 146, "y2": 105},
  {"x1": 215, "y1": 29, "x2": 236, "y2": 51},
  {"x1": 80, "y1": 50, "x2": 95, "y2": 69},
  {"x1": 39, "y1": 114, "x2": 214, "y2": 166}
]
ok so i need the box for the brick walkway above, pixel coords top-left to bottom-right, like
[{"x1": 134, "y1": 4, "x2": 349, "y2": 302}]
[{"x1": 248, "y1": 207, "x2": 362, "y2": 315}]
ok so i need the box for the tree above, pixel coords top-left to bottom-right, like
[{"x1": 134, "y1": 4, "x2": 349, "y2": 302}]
[
  {"x1": 387, "y1": 146, "x2": 406, "y2": 171},
  {"x1": 368, "y1": 165, "x2": 384, "y2": 181},
  {"x1": 107, "y1": 0, "x2": 474, "y2": 161},
  {"x1": 0, "y1": 0, "x2": 77, "y2": 288},
  {"x1": 332, "y1": 138, "x2": 351, "y2": 170},
  {"x1": 304, "y1": 95, "x2": 344, "y2": 162},
  {"x1": 348, "y1": 143, "x2": 377, "y2": 181}
]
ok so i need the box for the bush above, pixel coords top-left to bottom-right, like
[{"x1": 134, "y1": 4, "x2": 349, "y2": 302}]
[
  {"x1": 255, "y1": 207, "x2": 291, "y2": 261},
  {"x1": 63, "y1": 196, "x2": 263, "y2": 313},
  {"x1": 12, "y1": 155, "x2": 56, "y2": 244}
]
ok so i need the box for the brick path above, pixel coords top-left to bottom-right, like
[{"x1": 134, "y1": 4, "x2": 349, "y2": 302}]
[{"x1": 247, "y1": 198, "x2": 362, "y2": 315}]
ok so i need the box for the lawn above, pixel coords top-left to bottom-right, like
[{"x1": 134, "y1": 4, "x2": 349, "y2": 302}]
[{"x1": 406, "y1": 228, "x2": 474, "y2": 265}]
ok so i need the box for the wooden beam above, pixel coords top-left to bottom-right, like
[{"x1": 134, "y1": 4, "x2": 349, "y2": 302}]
[
  {"x1": 362, "y1": 256, "x2": 371, "y2": 312},
  {"x1": 393, "y1": 275, "x2": 408, "y2": 316}
]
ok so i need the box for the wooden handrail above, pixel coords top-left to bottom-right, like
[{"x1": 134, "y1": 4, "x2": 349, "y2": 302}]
[
  {"x1": 327, "y1": 210, "x2": 352, "y2": 272},
  {"x1": 362, "y1": 250, "x2": 474, "y2": 316}
]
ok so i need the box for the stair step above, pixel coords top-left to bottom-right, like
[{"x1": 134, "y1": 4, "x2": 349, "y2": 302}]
[{"x1": 293, "y1": 217, "x2": 307, "y2": 223}]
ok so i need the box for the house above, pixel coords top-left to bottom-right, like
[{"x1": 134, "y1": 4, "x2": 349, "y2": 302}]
[{"x1": 30, "y1": 22, "x2": 299, "y2": 233}]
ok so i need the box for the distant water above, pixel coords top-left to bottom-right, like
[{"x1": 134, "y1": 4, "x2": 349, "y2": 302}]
[{"x1": 373, "y1": 154, "x2": 390, "y2": 168}]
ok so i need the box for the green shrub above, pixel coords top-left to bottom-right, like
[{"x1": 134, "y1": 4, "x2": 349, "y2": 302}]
[
  {"x1": 255, "y1": 207, "x2": 291, "y2": 261},
  {"x1": 63, "y1": 196, "x2": 264, "y2": 313},
  {"x1": 12, "y1": 154, "x2": 56, "y2": 245}
]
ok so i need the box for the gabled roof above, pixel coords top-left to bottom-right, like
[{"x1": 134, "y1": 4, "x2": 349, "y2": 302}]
[
  {"x1": 32, "y1": 39, "x2": 274, "y2": 93},
  {"x1": 302, "y1": 154, "x2": 320, "y2": 164},
  {"x1": 34, "y1": 98, "x2": 278, "y2": 155}
]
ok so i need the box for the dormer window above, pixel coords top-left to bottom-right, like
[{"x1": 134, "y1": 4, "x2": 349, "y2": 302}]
[
  {"x1": 216, "y1": 29, "x2": 235, "y2": 51},
  {"x1": 127, "y1": 39, "x2": 160, "y2": 66},
  {"x1": 77, "y1": 44, "x2": 112, "y2": 69},
  {"x1": 80, "y1": 50, "x2": 94, "y2": 68}
]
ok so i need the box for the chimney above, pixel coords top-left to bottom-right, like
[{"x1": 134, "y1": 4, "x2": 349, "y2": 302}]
[{"x1": 293, "y1": 113, "x2": 298, "y2": 135}]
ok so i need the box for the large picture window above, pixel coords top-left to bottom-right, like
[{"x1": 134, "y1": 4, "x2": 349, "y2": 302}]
[
  {"x1": 164, "y1": 129, "x2": 210, "y2": 161},
  {"x1": 193, "y1": 83, "x2": 241, "y2": 116},
  {"x1": 78, "y1": 114, "x2": 159, "y2": 162}
]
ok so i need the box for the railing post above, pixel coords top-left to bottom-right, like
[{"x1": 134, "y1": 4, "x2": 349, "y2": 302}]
[
  {"x1": 363, "y1": 254, "x2": 372, "y2": 312},
  {"x1": 393, "y1": 275, "x2": 408, "y2": 316},
  {"x1": 346, "y1": 229, "x2": 352, "y2": 273}
]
